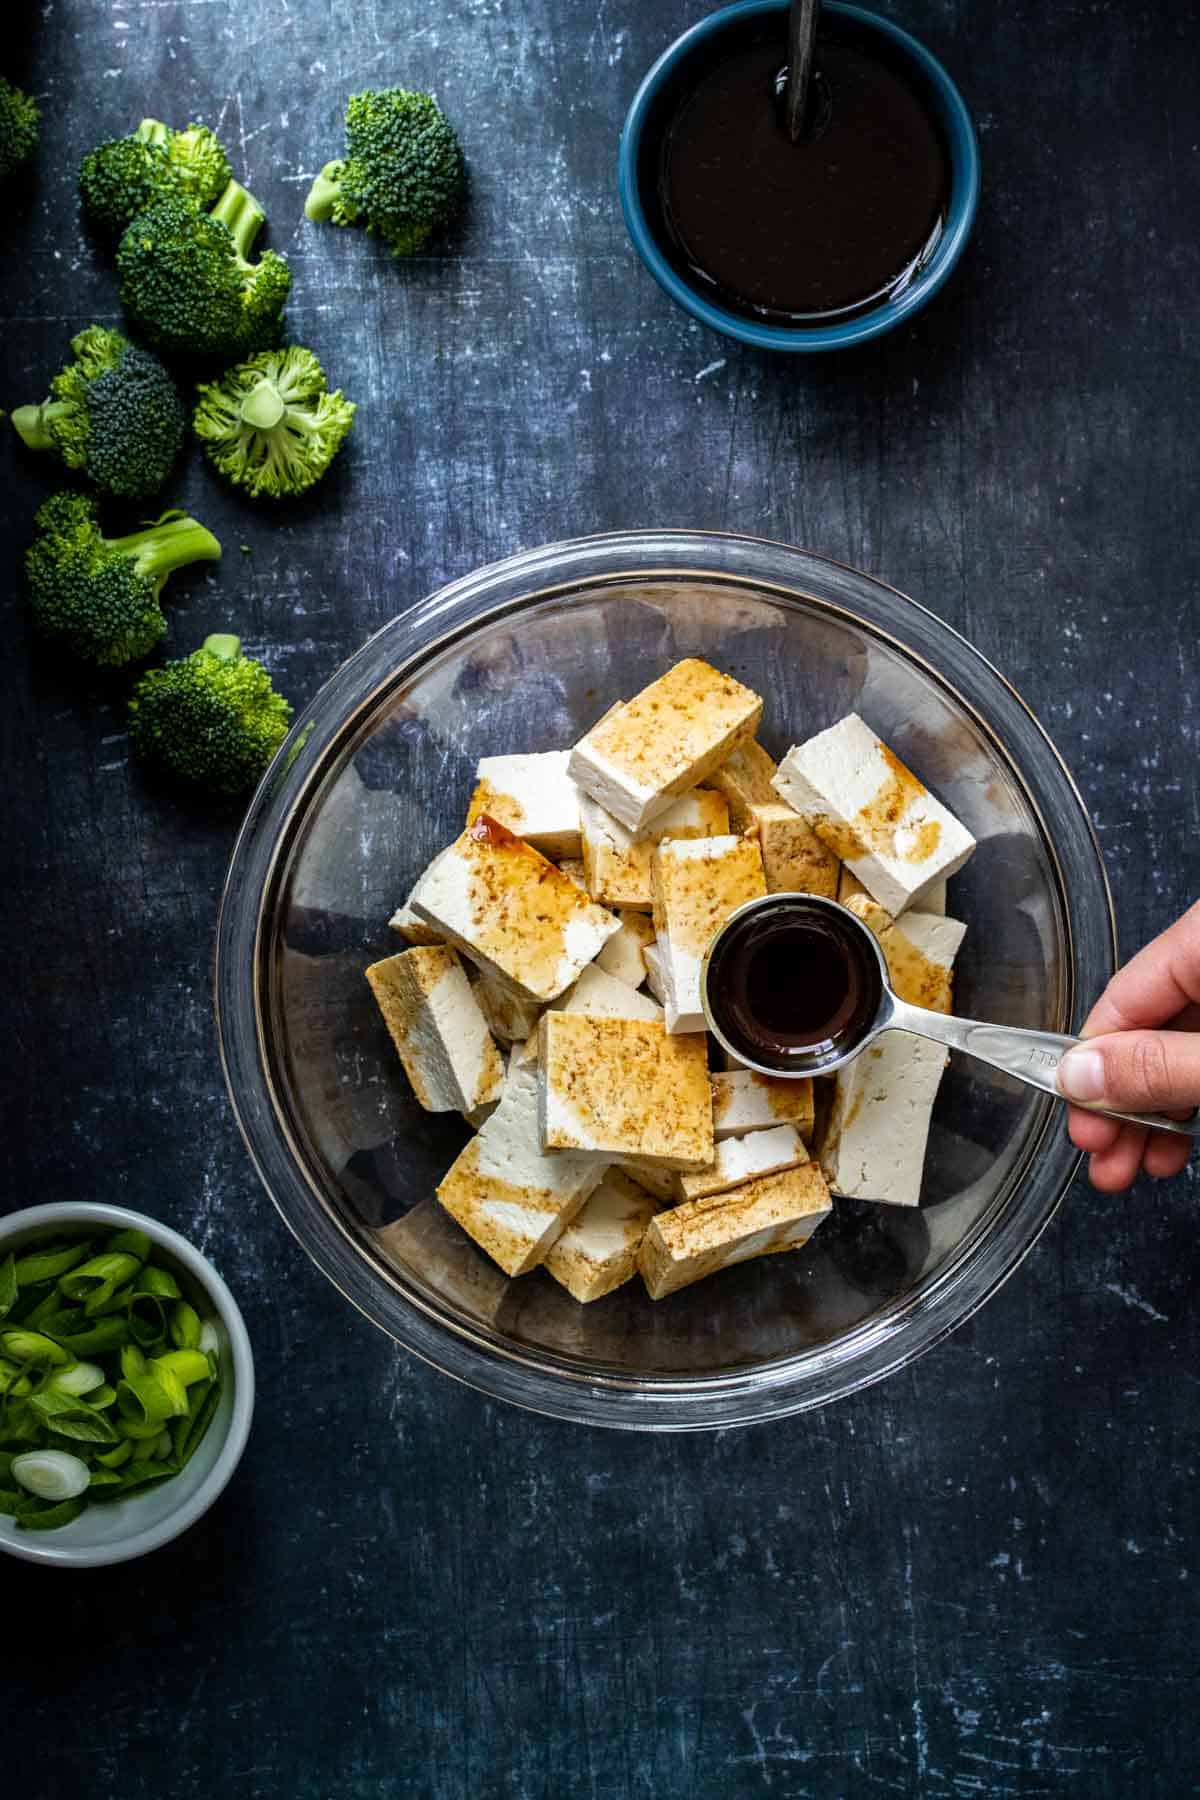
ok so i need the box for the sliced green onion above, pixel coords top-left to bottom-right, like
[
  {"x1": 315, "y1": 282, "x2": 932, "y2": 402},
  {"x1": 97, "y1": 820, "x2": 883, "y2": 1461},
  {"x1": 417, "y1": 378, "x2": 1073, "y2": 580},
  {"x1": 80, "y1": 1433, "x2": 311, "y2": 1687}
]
[
  {"x1": 88, "y1": 1384, "x2": 117, "y2": 1410},
  {"x1": 106, "y1": 1229, "x2": 152, "y2": 1262},
  {"x1": 11, "y1": 1448, "x2": 91, "y2": 1500},
  {"x1": 198, "y1": 1320, "x2": 220, "y2": 1357},
  {"x1": 17, "y1": 1495, "x2": 87, "y2": 1530},
  {"x1": 152, "y1": 1429, "x2": 173, "y2": 1460},
  {"x1": 0, "y1": 1255, "x2": 17, "y2": 1319},
  {"x1": 88, "y1": 1468, "x2": 126, "y2": 1489},
  {"x1": 51, "y1": 1318, "x2": 130, "y2": 1357},
  {"x1": 147, "y1": 1362, "x2": 190, "y2": 1417},
  {"x1": 128, "y1": 1293, "x2": 168, "y2": 1348},
  {"x1": 117, "y1": 1373, "x2": 176, "y2": 1429},
  {"x1": 29, "y1": 1391, "x2": 119, "y2": 1444},
  {"x1": 118, "y1": 1460, "x2": 176, "y2": 1494},
  {"x1": 116, "y1": 1416, "x2": 167, "y2": 1442},
  {"x1": 46, "y1": 1360, "x2": 105, "y2": 1397},
  {"x1": 0, "y1": 1328, "x2": 71, "y2": 1368},
  {"x1": 169, "y1": 1301, "x2": 202, "y2": 1350},
  {"x1": 59, "y1": 1252, "x2": 141, "y2": 1315},
  {"x1": 135, "y1": 1265, "x2": 182, "y2": 1302},
  {"x1": 14, "y1": 1242, "x2": 90, "y2": 1286},
  {"x1": 173, "y1": 1373, "x2": 221, "y2": 1469},
  {"x1": 153, "y1": 1349, "x2": 210, "y2": 1388}
]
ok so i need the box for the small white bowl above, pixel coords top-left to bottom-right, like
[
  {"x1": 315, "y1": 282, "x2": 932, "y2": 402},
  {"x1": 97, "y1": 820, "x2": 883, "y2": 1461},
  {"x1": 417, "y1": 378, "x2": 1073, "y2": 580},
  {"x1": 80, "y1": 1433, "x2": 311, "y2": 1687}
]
[{"x1": 0, "y1": 1203, "x2": 254, "y2": 1567}]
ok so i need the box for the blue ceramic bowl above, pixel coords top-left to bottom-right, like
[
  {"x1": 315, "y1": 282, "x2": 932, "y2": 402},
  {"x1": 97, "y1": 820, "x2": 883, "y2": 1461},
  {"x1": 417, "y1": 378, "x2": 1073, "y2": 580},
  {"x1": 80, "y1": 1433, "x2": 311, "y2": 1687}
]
[{"x1": 618, "y1": 0, "x2": 980, "y2": 352}]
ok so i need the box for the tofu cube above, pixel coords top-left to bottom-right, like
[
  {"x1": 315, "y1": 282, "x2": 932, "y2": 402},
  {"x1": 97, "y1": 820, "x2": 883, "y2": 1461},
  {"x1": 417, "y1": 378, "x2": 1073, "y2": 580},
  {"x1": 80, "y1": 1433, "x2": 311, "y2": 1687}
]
[
  {"x1": 595, "y1": 909, "x2": 655, "y2": 987},
  {"x1": 466, "y1": 750, "x2": 582, "y2": 859},
  {"x1": 838, "y1": 862, "x2": 947, "y2": 917},
  {"x1": 842, "y1": 893, "x2": 966, "y2": 1015},
  {"x1": 819, "y1": 1033, "x2": 949, "y2": 1208},
  {"x1": 579, "y1": 787, "x2": 730, "y2": 910},
  {"x1": 772, "y1": 714, "x2": 976, "y2": 914},
  {"x1": 558, "y1": 856, "x2": 588, "y2": 888},
  {"x1": 468, "y1": 963, "x2": 543, "y2": 1045},
  {"x1": 675, "y1": 1123, "x2": 808, "y2": 1202},
  {"x1": 543, "y1": 1169, "x2": 661, "y2": 1303},
  {"x1": 538, "y1": 1013, "x2": 714, "y2": 1169},
  {"x1": 710, "y1": 1068, "x2": 815, "y2": 1140},
  {"x1": 651, "y1": 834, "x2": 767, "y2": 1033},
  {"x1": 366, "y1": 947, "x2": 505, "y2": 1115},
  {"x1": 569, "y1": 659, "x2": 762, "y2": 832},
  {"x1": 638, "y1": 1164, "x2": 832, "y2": 1299},
  {"x1": 387, "y1": 895, "x2": 444, "y2": 947},
  {"x1": 410, "y1": 816, "x2": 621, "y2": 1004},
  {"x1": 706, "y1": 737, "x2": 779, "y2": 831},
  {"x1": 552, "y1": 962, "x2": 663, "y2": 1023},
  {"x1": 436, "y1": 1061, "x2": 608, "y2": 1275},
  {"x1": 746, "y1": 802, "x2": 839, "y2": 897},
  {"x1": 615, "y1": 1157, "x2": 678, "y2": 1202},
  {"x1": 642, "y1": 940, "x2": 668, "y2": 1005}
]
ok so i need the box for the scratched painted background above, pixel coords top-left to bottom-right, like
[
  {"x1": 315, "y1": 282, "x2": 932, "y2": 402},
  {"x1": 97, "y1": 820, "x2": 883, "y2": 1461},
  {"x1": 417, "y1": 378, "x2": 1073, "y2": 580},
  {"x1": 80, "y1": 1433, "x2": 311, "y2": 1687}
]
[{"x1": 2, "y1": 0, "x2": 1198, "y2": 1794}]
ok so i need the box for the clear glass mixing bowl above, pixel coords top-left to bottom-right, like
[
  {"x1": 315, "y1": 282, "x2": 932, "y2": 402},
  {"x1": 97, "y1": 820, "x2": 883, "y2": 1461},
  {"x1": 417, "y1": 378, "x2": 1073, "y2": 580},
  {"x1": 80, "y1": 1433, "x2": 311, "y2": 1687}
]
[{"x1": 215, "y1": 531, "x2": 1115, "y2": 1430}]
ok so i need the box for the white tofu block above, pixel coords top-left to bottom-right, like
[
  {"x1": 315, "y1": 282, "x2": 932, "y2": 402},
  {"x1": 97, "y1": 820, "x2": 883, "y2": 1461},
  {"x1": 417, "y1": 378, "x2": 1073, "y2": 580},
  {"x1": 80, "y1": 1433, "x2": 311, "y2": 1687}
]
[
  {"x1": 819, "y1": 1033, "x2": 949, "y2": 1208},
  {"x1": 468, "y1": 963, "x2": 543, "y2": 1044},
  {"x1": 594, "y1": 912, "x2": 652, "y2": 987},
  {"x1": 387, "y1": 896, "x2": 444, "y2": 947},
  {"x1": 462, "y1": 1100, "x2": 499, "y2": 1129},
  {"x1": 578, "y1": 787, "x2": 730, "y2": 910},
  {"x1": 436, "y1": 1061, "x2": 608, "y2": 1275},
  {"x1": 772, "y1": 714, "x2": 976, "y2": 914},
  {"x1": 642, "y1": 940, "x2": 668, "y2": 1005},
  {"x1": 705, "y1": 737, "x2": 779, "y2": 832},
  {"x1": 638, "y1": 1163, "x2": 832, "y2": 1299},
  {"x1": 466, "y1": 750, "x2": 582, "y2": 859},
  {"x1": 569, "y1": 659, "x2": 762, "y2": 832},
  {"x1": 838, "y1": 862, "x2": 947, "y2": 918},
  {"x1": 552, "y1": 962, "x2": 663, "y2": 1023},
  {"x1": 544, "y1": 1169, "x2": 661, "y2": 1303},
  {"x1": 675, "y1": 1123, "x2": 807, "y2": 1202},
  {"x1": 746, "y1": 801, "x2": 840, "y2": 897},
  {"x1": 558, "y1": 857, "x2": 587, "y2": 888},
  {"x1": 366, "y1": 947, "x2": 505, "y2": 1115},
  {"x1": 538, "y1": 1013, "x2": 714, "y2": 1169},
  {"x1": 842, "y1": 893, "x2": 966, "y2": 1015},
  {"x1": 410, "y1": 818, "x2": 621, "y2": 1004},
  {"x1": 652, "y1": 834, "x2": 767, "y2": 1033},
  {"x1": 616, "y1": 1157, "x2": 678, "y2": 1202},
  {"x1": 710, "y1": 1069, "x2": 815, "y2": 1141}
]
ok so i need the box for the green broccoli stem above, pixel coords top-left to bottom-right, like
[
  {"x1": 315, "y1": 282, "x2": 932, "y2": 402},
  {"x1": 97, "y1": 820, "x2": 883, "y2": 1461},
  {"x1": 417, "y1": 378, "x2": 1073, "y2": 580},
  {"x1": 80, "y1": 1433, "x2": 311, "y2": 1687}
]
[
  {"x1": 240, "y1": 378, "x2": 286, "y2": 431},
  {"x1": 304, "y1": 162, "x2": 345, "y2": 223},
  {"x1": 110, "y1": 515, "x2": 222, "y2": 586},
  {"x1": 11, "y1": 402, "x2": 69, "y2": 452},
  {"x1": 204, "y1": 634, "x2": 241, "y2": 661},
  {"x1": 135, "y1": 119, "x2": 170, "y2": 148},
  {"x1": 209, "y1": 179, "x2": 266, "y2": 262}
]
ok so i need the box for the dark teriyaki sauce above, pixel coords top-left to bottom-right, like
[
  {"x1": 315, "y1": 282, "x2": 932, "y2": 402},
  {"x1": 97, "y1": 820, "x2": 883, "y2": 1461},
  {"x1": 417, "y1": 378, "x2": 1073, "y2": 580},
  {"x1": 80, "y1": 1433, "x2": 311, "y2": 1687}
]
[
  {"x1": 706, "y1": 902, "x2": 881, "y2": 1073},
  {"x1": 653, "y1": 22, "x2": 950, "y2": 324}
]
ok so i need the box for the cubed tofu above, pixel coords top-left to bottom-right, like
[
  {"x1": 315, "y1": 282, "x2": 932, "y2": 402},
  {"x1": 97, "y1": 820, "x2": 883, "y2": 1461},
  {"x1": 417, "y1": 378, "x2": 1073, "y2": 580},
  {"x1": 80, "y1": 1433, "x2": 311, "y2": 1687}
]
[
  {"x1": 387, "y1": 895, "x2": 444, "y2": 947},
  {"x1": 638, "y1": 1163, "x2": 832, "y2": 1299},
  {"x1": 616, "y1": 1157, "x2": 678, "y2": 1202},
  {"x1": 710, "y1": 1068, "x2": 816, "y2": 1140},
  {"x1": 642, "y1": 940, "x2": 668, "y2": 1005},
  {"x1": 544, "y1": 1169, "x2": 661, "y2": 1303},
  {"x1": 468, "y1": 963, "x2": 543, "y2": 1044},
  {"x1": 578, "y1": 787, "x2": 730, "y2": 910},
  {"x1": 772, "y1": 714, "x2": 975, "y2": 914},
  {"x1": 538, "y1": 1013, "x2": 714, "y2": 1169},
  {"x1": 842, "y1": 893, "x2": 966, "y2": 1015},
  {"x1": 366, "y1": 947, "x2": 505, "y2": 1115},
  {"x1": 595, "y1": 910, "x2": 654, "y2": 987},
  {"x1": 436, "y1": 1061, "x2": 608, "y2": 1275},
  {"x1": 675, "y1": 1123, "x2": 808, "y2": 1202},
  {"x1": 410, "y1": 816, "x2": 621, "y2": 1004},
  {"x1": 558, "y1": 856, "x2": 588, "y2": 888},
  {"x1": 837, "y1": 862, "x2": 947, "y2": 917},
  {"x1": 568, "y1": 659, "x2": 762, "y2": 832},
  {"x1": 746, "y1": 802, "x2": 839, "y2": 897},
  {"x1": 651, "y1": 834, "x2": 767, "y2": 1033},
  {"x1": 465, "y1": 750, "x2": 582, "y2": 859},
  {"x1": 819, "y1": 1033, "x2": 948, "y2": 1208},
  {"x1": 552, "y1": 962, "x2": 664, "y2": 1022},
  {"x1": 706, "y1": 737, "x2": 779, "y2": 831}
]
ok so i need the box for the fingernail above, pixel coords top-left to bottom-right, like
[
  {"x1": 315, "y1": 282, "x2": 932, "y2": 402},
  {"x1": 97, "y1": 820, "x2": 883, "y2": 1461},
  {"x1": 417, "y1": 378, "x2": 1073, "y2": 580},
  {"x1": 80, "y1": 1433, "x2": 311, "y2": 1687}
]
[{"x1": 1058, "y1": 1047, "x2": 1106, "y2": 1101}]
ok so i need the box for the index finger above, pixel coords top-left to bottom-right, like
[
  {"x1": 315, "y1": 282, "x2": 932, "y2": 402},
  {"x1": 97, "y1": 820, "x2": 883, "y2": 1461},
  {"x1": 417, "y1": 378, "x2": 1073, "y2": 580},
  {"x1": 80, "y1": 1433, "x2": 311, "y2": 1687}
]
[{"x1": 1084, "y1": 899, "x2": 1200, "y2": 1037}]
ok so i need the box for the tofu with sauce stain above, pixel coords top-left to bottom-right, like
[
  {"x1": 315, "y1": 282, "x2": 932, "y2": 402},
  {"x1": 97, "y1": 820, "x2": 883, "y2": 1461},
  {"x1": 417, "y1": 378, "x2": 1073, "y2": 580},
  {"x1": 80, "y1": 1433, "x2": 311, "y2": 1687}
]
[
  {"x1": 745, "y1": 801, "x2": 839, "y2": 897},
  {"x1": 569, "y1": 659, "x2": 762, "y2": 833},
  {"x1": 705, "y1": 736, "x2": 779, "y2": 831},
  {"x1": 552, "y1": 962, "x2": 664, "y2": 1023},
  {"x1": 651, "y1": 834, "x2": 767, "y2": 1033},
  {"x1": 366, "y1": 946, "x2": 505, "y2": 1115},
  {"x1": 710, "y1": 1067, "x2": 815, "y2": 1140},
  {"x1": 772, "y1": 714, "x2": 975, "y2": 915},
  {"x1": 544, "y1": 1169, "x2": 661, "y2": 1303},
  {"x1": 638, "y1": 1163, "x2": 832, "y2": 1299},
  {"x1": 538, "y1": 1012, "x2": 714, "y2": 1169},
  {"x1": 409, "y1": 815, "x2": 621, "y2": 1004},
  {"x1": 578, "y1": 787, "x2": 731, "y2": 910},
  {"x1": 674, "y1": 1122, "x2": 808, "y2": 1202},
  {"x1": 465, "y1": 750, "x2": 582, "y2": 859}
]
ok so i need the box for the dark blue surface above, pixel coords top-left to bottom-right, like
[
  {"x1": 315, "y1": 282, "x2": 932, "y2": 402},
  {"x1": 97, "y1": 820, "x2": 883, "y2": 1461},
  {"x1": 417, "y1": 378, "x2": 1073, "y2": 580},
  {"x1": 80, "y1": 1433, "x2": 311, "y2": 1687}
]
[{"x1": 1, "y1": 1, "x2": 1197, "y2": 1794}]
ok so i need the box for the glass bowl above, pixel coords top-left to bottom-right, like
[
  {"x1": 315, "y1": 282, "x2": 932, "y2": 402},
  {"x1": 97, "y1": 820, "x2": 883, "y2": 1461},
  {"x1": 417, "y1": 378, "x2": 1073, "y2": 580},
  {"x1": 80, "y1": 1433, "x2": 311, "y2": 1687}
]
[{"x1": 215, "y1": 531, "x2": 1114, "y2": 1430}]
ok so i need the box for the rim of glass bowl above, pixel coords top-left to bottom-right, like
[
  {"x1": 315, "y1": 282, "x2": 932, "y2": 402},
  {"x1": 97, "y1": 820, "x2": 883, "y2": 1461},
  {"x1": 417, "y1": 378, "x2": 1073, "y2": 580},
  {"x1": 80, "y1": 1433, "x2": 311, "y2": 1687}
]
[{"x1": 215, "y1": 530, "x2": 1115, "y2": 1432}]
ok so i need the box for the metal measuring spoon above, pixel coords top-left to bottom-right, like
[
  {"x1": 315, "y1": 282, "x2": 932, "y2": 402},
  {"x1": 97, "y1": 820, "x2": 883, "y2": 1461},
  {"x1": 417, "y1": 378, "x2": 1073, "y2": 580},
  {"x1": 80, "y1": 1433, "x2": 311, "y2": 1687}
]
[{"x1": 701, "y1": 893, "x2": 1198, "y2": 1139}]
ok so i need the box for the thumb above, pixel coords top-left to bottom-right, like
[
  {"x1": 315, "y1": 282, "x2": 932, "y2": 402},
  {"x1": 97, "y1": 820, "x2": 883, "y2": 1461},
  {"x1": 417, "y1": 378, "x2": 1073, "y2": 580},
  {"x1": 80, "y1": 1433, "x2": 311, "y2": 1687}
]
[{"x1": 1058, "y1": 1030, "x2": 1200, "y2": 1113}]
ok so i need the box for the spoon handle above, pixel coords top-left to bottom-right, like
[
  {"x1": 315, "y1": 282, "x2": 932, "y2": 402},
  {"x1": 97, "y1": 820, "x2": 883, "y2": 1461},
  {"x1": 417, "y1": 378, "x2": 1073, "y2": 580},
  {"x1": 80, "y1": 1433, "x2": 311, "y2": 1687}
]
[
  {"x1": 884, "y1": 998, "x2": 1199, "y2": 1139},
  {"x1": 785, "y1": 0, "x2": 821, "y2": 142}
]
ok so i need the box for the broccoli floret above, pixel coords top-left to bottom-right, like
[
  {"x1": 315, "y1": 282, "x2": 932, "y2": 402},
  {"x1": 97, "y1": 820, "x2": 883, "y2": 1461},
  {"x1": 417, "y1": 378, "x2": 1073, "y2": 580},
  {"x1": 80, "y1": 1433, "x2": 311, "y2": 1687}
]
[
  {"x1": 12, "y1": 325, "x2": 186, "y2": 499},
  {"x1": 0, "y1": 76, "x2": 38, "y2": 184},
  {"x1": 116, "y1": 178, "x2": 290, "y2": 361},
  {"x1": 128, "y1": 633, "x2": 293, "y2": 795},
  {"x1": 80, "y1": 118, "x2": 231, "y2": 239},
  {"x1": 26, "y1": 491, "x2": 221, "y2": 667},
  {"x1": 193, "y1": 346, "x2": 356, "y2": 499},
  {"x1": 304, "y1": 89, "x2": 464, "y2": 257}
]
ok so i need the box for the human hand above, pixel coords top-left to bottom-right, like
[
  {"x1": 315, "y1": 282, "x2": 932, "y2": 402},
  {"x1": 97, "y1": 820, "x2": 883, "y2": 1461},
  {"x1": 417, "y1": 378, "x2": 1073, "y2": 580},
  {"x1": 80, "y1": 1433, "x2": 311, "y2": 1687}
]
[{"x1": 1056, "y1": 899, "x2": 1200, "y2": 1191}]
